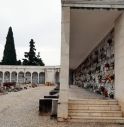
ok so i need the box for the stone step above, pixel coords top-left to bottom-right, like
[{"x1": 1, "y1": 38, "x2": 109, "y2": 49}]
[
  {"x1": 69, "y1": 111, "x2": 122, "y2": 117},
  {"x1": 69, "y1": 110, "x2": 122, "y2": 113},
  {"x1": 68, "y1": 99, "x2": 124, "y2": 123},
  {"x1": 69, "y1": 99, "x2": 118, "y2": 105},
  {"x1": 68, "y1": 105, "x2": 121, "y2": 111},
  {"x1": 68, "y1": 116, "x2": 124, "y2": 124}
]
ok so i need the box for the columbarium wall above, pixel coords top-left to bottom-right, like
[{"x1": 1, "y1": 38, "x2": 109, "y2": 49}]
[{"x1": 73, "y1": 30, "x2": 114, "y2": 98}]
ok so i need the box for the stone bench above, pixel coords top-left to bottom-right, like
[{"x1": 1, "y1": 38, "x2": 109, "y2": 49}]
[
  {"x1": 44, "y1": 95, "x2": 59, "y2": 99},
  {"x1": 39, "y1": 98, "x2": 58, "y2": 118}
]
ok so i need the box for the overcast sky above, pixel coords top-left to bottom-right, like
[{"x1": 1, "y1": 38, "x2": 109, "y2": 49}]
[{"x1": 0, "y1": 0, "x2": 61, "y2": 66}]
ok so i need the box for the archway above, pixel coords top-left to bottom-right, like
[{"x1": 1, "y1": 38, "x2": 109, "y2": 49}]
[
  {"x1": 55, "y1": 71, "x2": 60, "y2": 84},
  {"x1": 32, "y1": 72, "x2": 38, "y2": 84},
  {"x1": 25, "y1": 72, "x2": 31, "y2": 84},
  {"x1": 11, "y1": 72, "x2": 17, "y2": 82},
  {"x1": 0, "y1": 71, "x2": 3, "y2": 83},
  {"x1": 18, "y1": 72, "x2": 24, "y2": 84},
  {"x1": 39, "y1": 72, "x2": 45, "y2": 84},
  {"x1": 4, "y1": 71, "x2": 10, "y2": 82}
]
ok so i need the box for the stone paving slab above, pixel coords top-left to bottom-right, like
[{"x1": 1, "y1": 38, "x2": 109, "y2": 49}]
[
  {"x1": 69, "y1": 85, "x2": 106, "y2": 99},
  {"x1": 0, "y1": 85, "x2": 123, "y2": 127}
]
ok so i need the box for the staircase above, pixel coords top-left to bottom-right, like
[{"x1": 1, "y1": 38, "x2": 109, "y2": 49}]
[{"x1": 68, "y1": 99, "x2": 124, "y2": 123}]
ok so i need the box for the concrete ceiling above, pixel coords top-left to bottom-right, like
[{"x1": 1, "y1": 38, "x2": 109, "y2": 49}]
[{"x1": 69, "y1": 9, "x2": 122, "y2": 69}]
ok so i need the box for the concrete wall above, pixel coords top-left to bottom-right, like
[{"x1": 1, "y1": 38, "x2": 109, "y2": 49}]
[{"x1": 45, "y1": 69, "x2": 57, "y2": 84}]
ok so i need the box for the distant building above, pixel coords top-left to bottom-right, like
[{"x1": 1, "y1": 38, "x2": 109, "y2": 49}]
[{"x1": 0, "y1": 65, "x2": 60, "y2": 85}]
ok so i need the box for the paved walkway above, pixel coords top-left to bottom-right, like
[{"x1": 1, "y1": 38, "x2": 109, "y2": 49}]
[
  {"x1": 69, "y1": 85, "x2": 108, "y2": 100},
  {"x1": 0, "y1": 85, "x2": 122, "y2": 127}
]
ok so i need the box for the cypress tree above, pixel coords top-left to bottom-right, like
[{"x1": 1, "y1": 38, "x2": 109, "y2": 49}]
[
  {"x1": 28, "y1": 39, "x2": 36, "y2": 65},
  {"x1": 2, "y1": 27, "x2": 17, "y2": 65}
]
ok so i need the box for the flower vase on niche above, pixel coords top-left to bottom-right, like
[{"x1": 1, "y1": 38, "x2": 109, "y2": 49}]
[
  {"x1": 104, "y1": 63, "x2": 110, "y2": 72},
  {"x1": 109, "y1": 86, "x2": 114, "y2": 99},
  {"x1": 104, "y1": 88, "x2": 108, "y2": 97},
  {"x1": 109, "y1": 92, "x2": 114, "y2": 99}
]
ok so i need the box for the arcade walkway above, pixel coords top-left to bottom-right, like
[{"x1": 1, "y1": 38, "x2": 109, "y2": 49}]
[{"x1": 69, "y1": 85, "x2": 109, "y2": 100}]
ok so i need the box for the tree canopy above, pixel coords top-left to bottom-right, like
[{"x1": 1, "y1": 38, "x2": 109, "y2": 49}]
[
  {"x1": 0, "y1": 27, "x2": 44, "y2": 66},
  {"x1": 23, "y1": 39, "x2": 45, "y2": 66}
]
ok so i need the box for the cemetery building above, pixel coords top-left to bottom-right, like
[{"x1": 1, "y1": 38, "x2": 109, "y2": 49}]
[
  {"x1": 0, "y1": 65, "x2": 60, "y2": 85},
  {"x1": 58, "y1": 0, "x2": 124, "y2": 123}
]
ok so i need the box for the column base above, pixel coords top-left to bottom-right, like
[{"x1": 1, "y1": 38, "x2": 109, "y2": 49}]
[
  {"x1": 57, "y1": 89, "x2": 69, "y2": 121},
  {"x1": 57, "y1": 102, "x2": 69, "y2": 121},
  {"x1": 57, "y1": 117, "x2": 69, "y2": 122}
]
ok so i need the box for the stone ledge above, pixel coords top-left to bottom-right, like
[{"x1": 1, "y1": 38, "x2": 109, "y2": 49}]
[
  {"x1": 62, "y1": 0, "x2": 124, "y2": 5},
  {"x1": 62, "y1": 0, "x2": 124, "y2": 8}
]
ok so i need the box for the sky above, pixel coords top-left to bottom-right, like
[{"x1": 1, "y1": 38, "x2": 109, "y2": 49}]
[{"x1": 0, "y1": 0, "x2": 61, "y2": 66}]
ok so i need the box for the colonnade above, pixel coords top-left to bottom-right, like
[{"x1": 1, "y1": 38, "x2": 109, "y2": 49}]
[
  {"x1": 0, "y1": 66, "x2": 60, "y2": 84},
  {"x1": 0, "y1": 71, "x2": 45, "y2": 84}
]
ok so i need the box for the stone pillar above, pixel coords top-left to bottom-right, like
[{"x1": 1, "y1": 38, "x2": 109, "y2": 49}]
[
  {"x1": 114, "y1": 12, "x2": 124, "y2": 112},
  {"x1": 17, "y1": 73, "x2": 19, "y2": 84},
  {"x1": 3, "y1": 72, "x2": 4, "y2": 83},
  {"x1": 58, "y1": 7, "x2": 70, "y2": 121},
  {"x1": 38, "y1": 73, "x2": 39, "y2": 84},
  {"x1": 24, "y1": 73, "x2": 26, "y2": 84},
  {"x1": 45, "y1": 69, "x2": 47, "y2": 83},
  {"x1": 31, "y1": 73, "x2": 32, "y2": 84},
  {"x1": 52, "y1": 69, "x2": 56, "y2": 84},
  {"x1": 44, "y1": 69, "x2": 46, "y2": 84},
  {"x1": 10, "y1": 72, "x2": 12, "y2": 82}
]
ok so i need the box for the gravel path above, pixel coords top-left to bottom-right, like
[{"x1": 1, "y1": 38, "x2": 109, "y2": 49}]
[{"x1": 0, "y1": 85, "x2": 123, "y2": 127}]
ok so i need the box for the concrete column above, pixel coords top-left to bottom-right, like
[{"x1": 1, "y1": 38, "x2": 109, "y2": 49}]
[
  {"x1": 24, "y1": 72, "x2": 26, "y2": 84},
  {"x1": 44, "y1": 69, "x2": 46, "y2": 84},
  {"x1": 38, "y1": 73, "x2": 39, "y2": 84},
  {"x1": 53, "y1": 70, "x2": 56, "y2": 84},
  {"x1": 58, "y1": 7, "x2": 70, "y2": 121},
  {"x1": 10, "y1": 72, "x2": 12, "y2": 82},
  {"x1": 31, "y1": 73, "x2": 32, "y2": 84},
  {"x1": 44, "y1": 69, "x2": 47, "y2": 83},
  {"x1": 17, "y1": 73, "x2": 19, "y2": 84},
  {"x1": 3, "y1": 72, "x2": 4, "y2": 83},
  {"x1": 114, "y1": 12, "x2": 124, "y2": 112}
]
